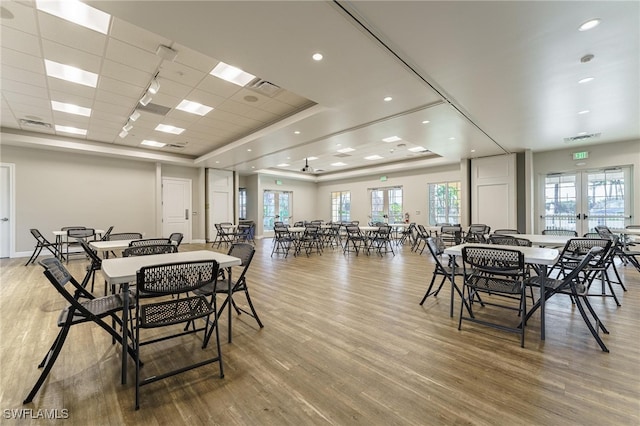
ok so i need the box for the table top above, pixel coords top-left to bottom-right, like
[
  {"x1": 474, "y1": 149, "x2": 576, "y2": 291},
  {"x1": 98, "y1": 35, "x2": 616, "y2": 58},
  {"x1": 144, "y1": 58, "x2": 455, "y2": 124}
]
[
  {"x1": 611, "y1": 228, "x2": 640, "y2": 236},
  {"x1": 444, "y1": 243, "x2": 559, "y2": 265},
  {"x1": 507, "y1": 234, "x2": 572, "y2": 247},
  {"x1": 101, "y1": 250, "x2": 241, "y2": 285},
  {"x1": 89, "y1": 239, "x2": 175, "y2": 251}
]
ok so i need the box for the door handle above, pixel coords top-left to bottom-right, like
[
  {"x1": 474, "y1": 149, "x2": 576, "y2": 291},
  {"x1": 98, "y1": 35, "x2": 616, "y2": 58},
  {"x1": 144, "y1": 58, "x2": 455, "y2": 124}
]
[
  {"x1": 185, "y1": 209, "x2": 189, "y2": 220},
  {"x1": 0, "y1": 217, "x2": 8, "y2": 222}
]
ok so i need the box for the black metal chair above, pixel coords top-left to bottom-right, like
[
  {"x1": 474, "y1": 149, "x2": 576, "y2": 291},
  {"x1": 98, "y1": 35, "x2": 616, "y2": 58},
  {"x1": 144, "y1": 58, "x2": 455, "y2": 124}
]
[
  {"x1": 79, "y1": 241, "x2": 104, "y2": 294},
  {"x1": 24, "y1": 258, "x2": 136, "y2": 404},
  {"x1": 193, "y1": 243, "x2": 263, "y2": 338},
  {"x1": 488, "y1": 235, "x2": 532, "y2": 247},
  {"x1": 525, "y1": 247, "x2": 610, "y2": 352},
  {"x1": 595, "y1": 225, "x2": 640, "y2": 273},
  {"x1": 129, "y1": 238, "x2": 172, "y2": 247},
  {"x1": 492, "y1": 229, "x2": 520, "y2": 235},
  {"x1": 542, "y1": 229, "x2": 578, "y2": 237},
  {"x1": 25, "y1": 228, "x2": 64, "y2": 265},
  {"x1": 460, "y1": 246, "x2": 528, "y2": 347},
  {"x1": 66, "y1": 228, "x2": 96, "y2": 262},
  {"x1": 298, "y1": 225, "x2": 323, "y2": 256},
  {"x1": 122, "y1": 244, "x2": 177, "y2": 257},
  {"x1": 464, "y1": 224, "x2": 490, "y2": 243},
  {"x1": 169, "y1": 232, "x2": 184, "y2": 247},
  {"x1": 412, "y1": 224, "x2": 431, "y2": 254},
  {"x1": 343, "y1": 225, "x2": 367, "y2": 256},
  {"x1": 100, "y1": 225, "x2": 114, "y2": 241},
  {"x1": 213, "y1": 223, "x2": 235, "y2": 248},
  {"x1": 134, "y1": 260, "x2": 223, "y2": 409},
  {"x1": 420, "y1": 237, "x2": 465, "y2": 306},
  {"x1": 367, "y1": 225, "x2": 394, "y2": 256},
  {"x1": 271, "y1": 226, "x2": 294, "y2": 257},
  {"x1": 440, "y1": 225, "x2": 463, "y2": 246},
  {"x1": 105, "y1": 232, "x2": 143, "y2": 257}
]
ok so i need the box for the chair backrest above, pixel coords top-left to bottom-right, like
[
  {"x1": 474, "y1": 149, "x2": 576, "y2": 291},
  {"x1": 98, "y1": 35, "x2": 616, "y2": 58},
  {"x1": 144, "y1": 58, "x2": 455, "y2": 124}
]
[
  {"x1": 462, "y1": 246, "x2": 525, "y2": 276},
  {"x1": 345, "y1": 225, "x2": 362, "y2": 236},
  {"x1": 426, "y1": 237, "x2": 445, "y2": 260},
  {"x1": 169, "y1": 233, "x2": 184, "y2": 246},
  {"x1": 492, "y1": 229, "x2": 520, "y2": 235},
  {"x1": 123, "y1": 244, "x2": 177, "y2": 257},
  {"x1": 594, "y1": 225, "x2": 614, "y2": 239},
  {"x1": 129, "y1": 238, "x2": 172, "y2": 247},
  {"x1": 468, "y1": 224, "x2": 489, "y2": 234},
  {"x1": 440, "y1": 225, "x2": 462, "y2": 244},
  {"x1": 39, "y1": 258, "x2": 94, "y2": 308},
  {"x1": 542, "y1": 229, "x2": 578, "y2": 236},
  {"x1": 582, "y1": 232, "x2": 601, "y2": 238},
  {"x1": 555, "y1": 247, "x2": 604, "y2": 293},
  {"x1": 61, "y1": 226, "x2": 86, "y2": 231},
  {"x1": 303, "y1": 225, "x2": 320, "y2": 237},
  {"x1": 107, "y1": 232, "x2": 143, "y2": 241},
  {"x1": 293, "y1": 221, "x2": 304, "y2": 227},
  {"x1": 101, "y1": 226, "x2": 114, "y2": 241},
  {"x1": 488, "y1": 235, "x2": 532, "y2": 247},
  {"x1": 227, "y1": 243, "x2": 255, "y2": 284},
  {"x1": 80, "y1": 240, "x2": 101, "y2": 267},
  {"x1": 68, "y1": 228, "x2": 96, "y2": 239},
  {"x1": 137, "y1": 260, "x2": 219, "y2": 296},
  {"x1": 561, "y1": 238, "x2": 611, "y2": 263},
  {"x1": 30, "y1": 228, "x2": 51, "y2": 244},
  {"x1": 376, "y1": 225, "x2": 392, "y2": 238}
]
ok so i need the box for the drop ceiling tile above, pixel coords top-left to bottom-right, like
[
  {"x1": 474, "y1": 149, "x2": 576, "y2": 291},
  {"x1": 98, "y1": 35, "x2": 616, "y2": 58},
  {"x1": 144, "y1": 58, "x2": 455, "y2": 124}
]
[
  {"x1": 204, "y1": 109, "x2": 262, "y2": 129},
  {"x1": 108, "y1": 17, "x2": 172, "y2": 52},
  {"x1": 0, "y1": 26, "x2": 41, "y2": 57},
  {"x1": 183, "y1": 89, "x2": 226, "y2": 108},
  {"x1": 229, "y1": 88, "x2": 270, "y2": 108},
  {"x1": 148, "y1": 92, "x2": 180, "y2": 110},
  {"x1": 20, "y1": 124, "x2": 55, "y2": 135},
  {"x1": 165, "y1": 109, "x2": 205, "y2": 125},
  {"x1": 38, "y1": 11, "x2": 108, "y2": 56},
  {"x1": 1, "y1": 47, "x2": 45, "y2": 74},
  {"x1": 89, "y1": 109, "x2": 123, "y2": 125},
  {"x1": 172, "y1": 42, "x2": 218, "y2": 73},
  {"x1": 95, "y1": 86, "x2": 139, "y2": 108},
  {"x1": 0, "y1": 1, "x2": 38, "y2": 34},
  {"x1": 158, "y1": 61, "x2": 208, "y2": 87},
  {"x1": 1, "y1": 78, "x2": 48, "y2": 98},
  {"x1": 47, "y1": 77, "x2": 96, "y2": 100},
  {"x1": 155, "y1": 79, "x2": 191, "y2": 100},
  {"x1": 105, "y1": 37, "x2": 161, "y2": 73},
  {"x1": 259, "y1": 98, "x2": 299, "y2": 116},
  {"x1": 87, "y1": 129, "x2": 116, "y2": 143},
  {"x1": 52, "y1": 111, "x2": 90, "y2": 127},
  {"x1": 2, "y1": 91, "x2": 49, "y2": 109},
  {"x1": 274, "y1": 90, "x2": 314, "y2": 107},
  {"x1": 101, "y1": 59, "x2": 152, "y2": 87},
  {"x1": 98, "y1": 75, "x2": 145, "y2": 99},
  {"x1": 92, "y1": 100, "x2": 131, "y2": 116},
  {"x1": 41, "y1": 39, "x2": 102, "y2": 73},
  {"x1": 48, "y1": 89, "x2": 93, "y2": 108},
  {"x1": 197, "y1": 74, "x2": 242, "y2": 98}
]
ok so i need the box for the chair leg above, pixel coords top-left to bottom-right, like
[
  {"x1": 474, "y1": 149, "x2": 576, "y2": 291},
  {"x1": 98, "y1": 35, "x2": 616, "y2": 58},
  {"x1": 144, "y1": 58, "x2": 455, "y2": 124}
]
[
  {"x1": 420, "y1": 274, "x2": 439, "y2": 305},
  {"x1": 25, "y1": 246, "x2": 43, "y2": 266},
  {"x1": 24, "y1": 326, "x2": 71, "y2": 404},
  {"x1": 574, "y1": 295, "x2": 609, "y2": 352}
]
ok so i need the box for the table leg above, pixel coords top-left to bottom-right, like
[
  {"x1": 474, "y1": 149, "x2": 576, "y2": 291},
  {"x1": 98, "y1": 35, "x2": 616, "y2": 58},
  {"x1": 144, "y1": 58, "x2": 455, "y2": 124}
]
[
  {"x1": 121, "y1": 282, "x2": 129, "y2": 384},
  {"x1": 227, "y1": 267, "x2": 233, "y2": 344},
  {"x1": 449, "y1": 255, "x2": 456, "y2": 317},
  {"x1": 539, "y1": 264, "x2": 547, "y2": 340}
]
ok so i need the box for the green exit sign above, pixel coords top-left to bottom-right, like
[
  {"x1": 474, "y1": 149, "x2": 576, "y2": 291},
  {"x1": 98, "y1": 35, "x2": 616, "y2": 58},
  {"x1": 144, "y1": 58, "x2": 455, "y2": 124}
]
[{"x1": 573, "y1": 151, "x2": 589, "y2": 160}]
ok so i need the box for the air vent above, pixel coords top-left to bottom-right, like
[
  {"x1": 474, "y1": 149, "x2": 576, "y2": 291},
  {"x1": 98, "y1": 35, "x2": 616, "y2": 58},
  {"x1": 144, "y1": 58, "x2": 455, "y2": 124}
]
[
  {"x1": 164, "y1": 142, "x2": 187, "y2": 150},
  {"x1": 563, "y1": 132, "x2": 601, "y2": 143},
  {"x1": 20, "y1": 118, "x2": 52, "y2": 128},
  {"x1": 334, "y1": 153, "x2": 352, "y2": 158},
  {"x1": 137, "y1": 102, "x2": 171, "y2": 116},
  {"x1": 247, "y1": 79, "x2": 281, "y2": 97}
]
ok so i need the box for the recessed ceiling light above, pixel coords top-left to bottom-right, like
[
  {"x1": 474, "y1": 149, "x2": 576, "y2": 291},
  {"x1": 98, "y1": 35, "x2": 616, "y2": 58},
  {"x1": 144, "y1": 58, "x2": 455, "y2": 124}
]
[
  {"x1": 307, "y1": 156, "x2": 318, "y2": 161},
  {"x1": 336, "y1": 144, "x2": 342, "y2": 147},
  {"x1": 578, "y1": 110, "x2": 590, "y2": 115},
  {"x1": 215, "y1": 161, "x2": 220, "y2": 164},
  {"x1": 578, "y1": 132, "x2": 588, "y2": 135},
  {"x1": 51, "y1": 100, "x2": 91, "y2": 117},
  {"x1": 55, "y1": 125, "x2": 86, "y2": 135},
  {"x1": 383, "y1": 96, "x2": 392, "y2": 102},
  {"x1": 365, "y1": 155, "x2": 383, "y2": 160},
  {"x1": 331, "y1": 162, "x2": 347, "y2": 167},
  {"x1": 286, "y1": 157, "x2": 291, "y2": 160},
  {"x1": 471, "y1": 149, "x2": 476, "y2": 153},
  {"x1": 382, "y1": 136, "x2": 401, "y2": 143},
  {"x1": 247, "y1": 148, "x2": 252, "y2": 152},
  {"x1": 141, "y1": 140, "x2": 166, "y2": 148},
  {"x1": 210, "y1": 62, "x2": 255, "y2": 87},
  {"x1": 312, "y1": 53, "x2": 323, "y2": 61},
  {"x1": 36, "y1": 0, "x2": 111, "y2": 34},
  {"x1": 176, "y1": 100, "x2": 213, "y2": 116},
  {"x1": 579, "y1": 18, "x2": 601, "y2": 31},
  {"x1": 44, "y1": 59, "x2": 98, "y2": 88},
  {"x1": 251, "y1": 166, "x2": 255, "y2": 169},
  {"x1": 449, "y1": 137, "x2": 456, "y2": 140},
  {"x1": 422, "y1": 120, "x2": 430, "y2": 124},
  {"x1": 155, "y1": 124, "x2": 184, "y2": 135},
  {"x1": 578, "y1": 77, "x2": 595, "y2": 84},
  {"x1": 408, "y1": 146, "x2": 428, "y2": 153},
  {"x1": 277, "y1": 163, "x2": 290, "y2": 167},
  {"x1": 337, "y1": 147, "x2": 355, "y2": 153},
  {"x1": 294, "y1": 131, "x2": 301, "y2": 134}
]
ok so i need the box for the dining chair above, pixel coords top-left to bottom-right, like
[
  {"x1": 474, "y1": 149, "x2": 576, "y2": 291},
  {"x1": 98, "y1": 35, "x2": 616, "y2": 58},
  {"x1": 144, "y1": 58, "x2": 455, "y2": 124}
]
[
  {"x1": 440, "y1": 225, "x2": 463, "y2": 246},
  {"x1": 129, "y1": 238, "x2": 172, "y2": 247},
  {"x1": 595, "y1": 225, "x2": 640, "y2": 272},
  {"x1": 25, "y1": 228, "x2": 64, "y2": 265},
  {"x1": 541, "y1": 229, "x2": 578, "y2": 237},
  {"x1": 271, "y1": 226, "x2": 294, "y2": 257},
  {"x1": 122, "y1": 244, "x2": 177, "y2": 257},
  {"x1": 343, "y1": 225, "x2": 367, "y2": 256},
  {"x1": 169, "y1": 232, "x2": 184, "y2": 247},
  {"x1": 66, "y1": 228, "x2": 96, "y2": 262},
  {"x1": 412, "y1": 225, "x2": 431, "y2": 254},
  {"x1": 525, "y1": 247, "x2": 609, "y2": 352},
  {"x1": 104, "y1": 232, "x2": 143, "y2": 257},
  {"x1": 24, "y1": 258, "x2": 136, "y2": 404},
  {"x1": 134, "y1": 260, "x2": 223, "y2": 409},
  {"x1": 299, "y1": 225, "x2": 323, "y2": 256},
  {"x1": 492, "y1": 229, "x2": 520, "y2": 235},
  {"x1": 79, "y1": 241, "x2": 105, "y2": 294},
  {"x1": 460, "y1": 246, "x2": 528, "y2": 347},
  {"x1": 464, "y1": 224, "x2": 490, "y2": 243},
  {"x1": 367, "y1": 225, "x2": 394, "y2": 256},
  {"x1": 420, "y1": 237, "x2": 464, "y2": 306}
]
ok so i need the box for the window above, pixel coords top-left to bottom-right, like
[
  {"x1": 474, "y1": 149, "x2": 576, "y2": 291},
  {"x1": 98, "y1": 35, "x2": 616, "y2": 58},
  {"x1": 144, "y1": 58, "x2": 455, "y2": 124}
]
[
  {"x1": 331, "y1": 191, "x2": 351, "y2": 222},
  {"x1": 369, "y1": 186, "x2": 403, "y2": 223},
  {"x1": 428, "y1": 182, "x2": 460, "y2": 225},
  {"x1": 263, "y1": 190, "x2": 292, "y2": 229},
  {"x1": 238, "y1": 187, "x2": 247, "y2": 220}
]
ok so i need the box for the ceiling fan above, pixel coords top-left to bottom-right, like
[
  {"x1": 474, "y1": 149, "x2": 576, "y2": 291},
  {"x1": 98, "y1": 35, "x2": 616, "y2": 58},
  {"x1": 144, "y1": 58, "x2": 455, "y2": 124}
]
[{"x1": 300, "y1": 158, "x2": 314, "y2": 173}]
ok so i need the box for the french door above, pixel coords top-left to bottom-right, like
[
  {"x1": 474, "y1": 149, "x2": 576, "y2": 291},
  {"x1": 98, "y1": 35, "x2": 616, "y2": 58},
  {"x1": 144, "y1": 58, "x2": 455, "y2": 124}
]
[
  {"x1": 263, "y1": 190, "x2": 292, "y2": 229},
  {"x1": 541, "y1": 168, "x2": 632, "y2": 235}
]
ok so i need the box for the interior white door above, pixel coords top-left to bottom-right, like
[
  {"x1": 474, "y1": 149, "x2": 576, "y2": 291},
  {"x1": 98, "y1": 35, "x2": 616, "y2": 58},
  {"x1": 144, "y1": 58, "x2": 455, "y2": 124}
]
[
  {"x1": 0, "y1": 165, "x2": 10, "y2": 258},
  {"x1": 162, "y1": 177, "x2": 192, "y2": 243},
  {"x1": 471, "y1": 154, "x2": 517, "y2": 230}
]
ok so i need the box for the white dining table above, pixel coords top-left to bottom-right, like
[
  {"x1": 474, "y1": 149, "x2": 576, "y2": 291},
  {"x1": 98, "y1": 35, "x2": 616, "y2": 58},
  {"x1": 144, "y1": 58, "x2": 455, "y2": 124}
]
[
  {"x1": 443, "y1": 243, "x2": 560, "y2": 340},
  {"x1": 508, "y1": 233, "x2": 573, "y2": 247},
  {"x1": 52, "y1": 229, "x2": 105, "y2": 259},
  {"x1": 89, "y1": 239, "x2": 176, "y2": 257},
  {"x1": 610, "y1": 228, "x2": 640, "y2": 249},
  {"x1": 101, "y1": 250, "x2": 242, "y2": 384}
]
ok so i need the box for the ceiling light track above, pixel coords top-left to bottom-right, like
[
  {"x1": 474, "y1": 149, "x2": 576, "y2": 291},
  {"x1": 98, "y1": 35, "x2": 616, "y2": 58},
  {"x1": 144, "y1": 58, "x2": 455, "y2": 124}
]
[{"x1": 332, "y1": 1, "x2": 510, "y2": 155}]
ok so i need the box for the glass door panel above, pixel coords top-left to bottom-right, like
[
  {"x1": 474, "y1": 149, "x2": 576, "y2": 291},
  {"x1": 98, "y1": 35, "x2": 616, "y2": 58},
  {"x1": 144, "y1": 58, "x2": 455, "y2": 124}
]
[
  {"x1": 586, "y1": 169, "x2": 628, "y2": 231},
  {"x1": 542, "y1": 174, "x2": 579, "y2": 232}
]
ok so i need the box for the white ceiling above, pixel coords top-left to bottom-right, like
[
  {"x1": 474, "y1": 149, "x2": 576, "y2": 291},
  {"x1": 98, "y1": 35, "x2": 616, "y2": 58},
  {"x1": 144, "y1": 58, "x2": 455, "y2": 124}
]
[{"x1": 1, "y1": 1, "x2": 638, "y2": 181}]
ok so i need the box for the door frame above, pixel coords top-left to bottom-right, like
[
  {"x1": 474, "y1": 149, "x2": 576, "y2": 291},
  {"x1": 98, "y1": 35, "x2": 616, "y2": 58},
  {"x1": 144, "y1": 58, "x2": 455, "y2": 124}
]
[
  {"x1": 0, "y1": 163, "x2": 16, "y2": 258},
  {"x1": 162, "y1": 177, "x2": 192, "y2": 243}
]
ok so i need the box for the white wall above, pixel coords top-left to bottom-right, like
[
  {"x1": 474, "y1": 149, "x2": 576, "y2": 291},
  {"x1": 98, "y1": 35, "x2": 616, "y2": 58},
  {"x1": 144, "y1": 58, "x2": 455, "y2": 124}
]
[
  {"x1": 532, "y1": 139, "x2": 640, "y2": 232},
  {"x1": 316, "y1": 164, "x2": 461, "y2": 227}
]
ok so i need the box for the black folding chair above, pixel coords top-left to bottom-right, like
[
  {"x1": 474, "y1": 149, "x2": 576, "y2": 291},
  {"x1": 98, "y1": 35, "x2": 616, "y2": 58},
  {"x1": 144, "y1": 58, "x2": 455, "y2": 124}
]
[
  {"x1": 25, "y1": 228, "x2": 64, "y2": 265},
  {"x1": 23, "y1": 258, "x2": 136, "y2": 404}
]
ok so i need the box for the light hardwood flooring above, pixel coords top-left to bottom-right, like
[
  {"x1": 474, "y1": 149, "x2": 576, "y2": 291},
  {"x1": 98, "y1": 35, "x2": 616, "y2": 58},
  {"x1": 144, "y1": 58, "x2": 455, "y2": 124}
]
[{"x1": 1, "y1": 239, "x2": 639, "y2": 425}]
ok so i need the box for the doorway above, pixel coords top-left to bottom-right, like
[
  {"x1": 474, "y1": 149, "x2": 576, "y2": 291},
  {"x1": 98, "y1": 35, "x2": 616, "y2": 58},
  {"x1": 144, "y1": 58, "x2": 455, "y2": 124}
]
[
  {"x1": 162, "y1": 177, "x2": 192, "y2": 243},
  {"x1": 540, "y1": 167, "x2": 631, "y2": 235},
  {"x1": 0, "y1": 164, "x2": 14, "y2": 258}
]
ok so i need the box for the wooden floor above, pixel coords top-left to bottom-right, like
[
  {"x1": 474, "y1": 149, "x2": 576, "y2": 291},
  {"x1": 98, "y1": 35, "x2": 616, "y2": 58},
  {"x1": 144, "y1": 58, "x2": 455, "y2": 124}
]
[{"x1": 1, "y1": 239, "x2": 639, "y2": 425}]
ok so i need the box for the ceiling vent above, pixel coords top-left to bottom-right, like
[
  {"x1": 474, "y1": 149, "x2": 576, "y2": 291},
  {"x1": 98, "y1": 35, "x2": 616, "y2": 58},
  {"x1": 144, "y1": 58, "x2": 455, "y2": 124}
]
[
  {"x1": 563, "y1": 132, "x2": 601, "y2": 143},
  {"x1": 164, "y1": 142, "x2": 187, "y2": 150},
  {"x1": 334, "y1": 153, "x2": 352, "y2": 158},
  {"x1": 20, "y1": 118, "x2": 52, "y2": 128},
  {"x1": 247, "y1": 79, "x2": 282, "y2": 97},
  {"x1": 137, "y1": 102, "x2": 171, "y2": 116}
]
